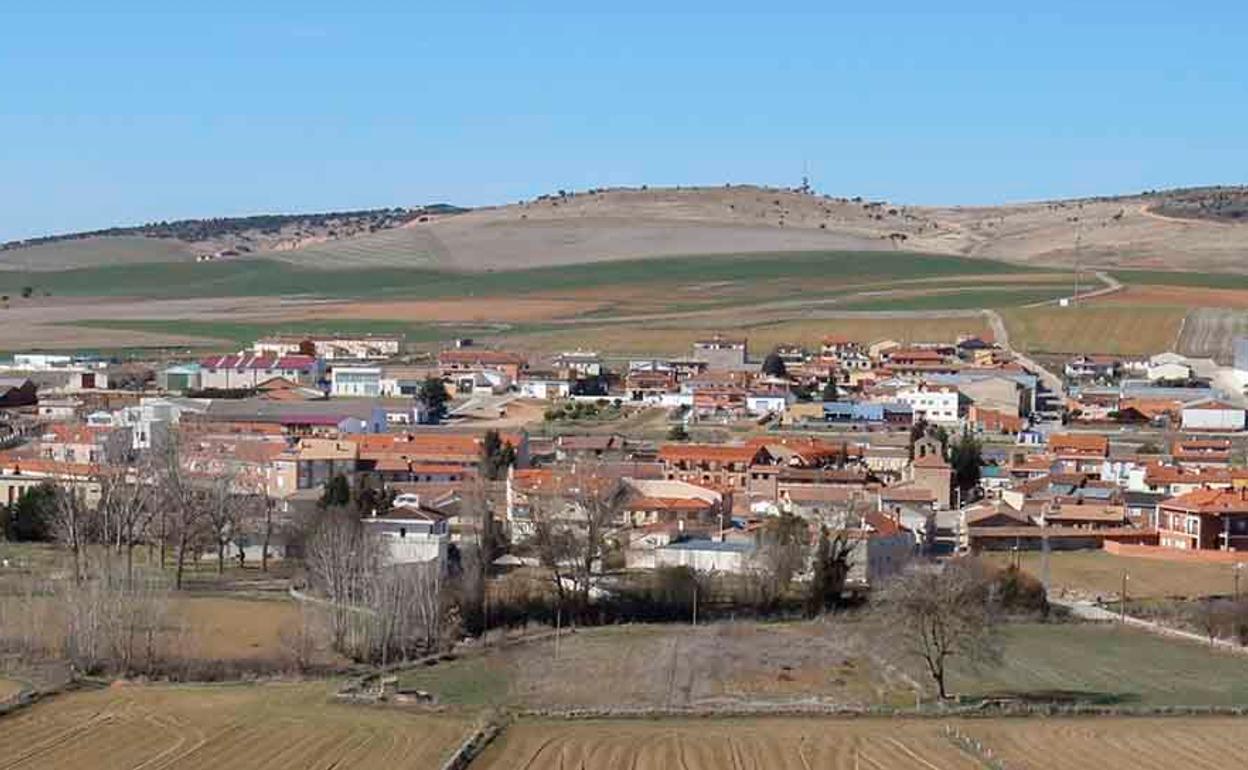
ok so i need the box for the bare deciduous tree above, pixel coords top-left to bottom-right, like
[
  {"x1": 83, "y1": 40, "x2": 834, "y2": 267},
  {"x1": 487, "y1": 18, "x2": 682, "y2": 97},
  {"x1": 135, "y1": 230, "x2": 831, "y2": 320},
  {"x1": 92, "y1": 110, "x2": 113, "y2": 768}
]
[
  {"x1": 878, "y1": 559, "x2": 1003, "y2": 700},
  {"x1": 527, "y1": 464, "x2": 624, "y2": 616}
]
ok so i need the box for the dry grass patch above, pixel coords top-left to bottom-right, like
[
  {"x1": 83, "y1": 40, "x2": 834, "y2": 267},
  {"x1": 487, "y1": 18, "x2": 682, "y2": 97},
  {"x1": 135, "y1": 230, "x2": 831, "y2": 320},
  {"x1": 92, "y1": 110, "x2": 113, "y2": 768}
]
[
  {"x1": 1002, "y1": 305, "x2": 1184, "y2": 355},
  {"x1": 982, "y1": 550, "x2": 1240, "y2": 600},
  {"x1": 0, "y1": 682, "x2": 470, "y2": 769},
  {"x1": 398, "y1": 622, "x2": 912, "y2": 710},
  {"x1": 508, "y1": 315, "x2": 992, "y2": 356}
]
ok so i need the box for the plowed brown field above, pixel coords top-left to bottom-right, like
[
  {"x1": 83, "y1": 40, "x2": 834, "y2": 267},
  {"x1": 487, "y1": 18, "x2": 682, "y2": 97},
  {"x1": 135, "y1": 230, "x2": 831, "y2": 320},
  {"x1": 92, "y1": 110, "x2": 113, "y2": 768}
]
[
  {"x1": 476, "y1": 716, "x2": 1248, "y2": 770},
  {"x1": 474, "y1": 718, "x2": 983, "y2": 770},
  {"x1": 0, "y1": 683, "x2": 468, "y2": 769}
]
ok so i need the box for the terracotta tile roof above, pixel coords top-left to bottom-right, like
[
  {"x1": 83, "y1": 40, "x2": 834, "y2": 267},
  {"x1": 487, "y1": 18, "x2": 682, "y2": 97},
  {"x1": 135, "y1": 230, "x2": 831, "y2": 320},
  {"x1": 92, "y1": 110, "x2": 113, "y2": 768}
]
[
  {"x1": 658, "y1": 443, "x2": 764, "y2": 465},
  {"x1": 1046, "y1": 503, "x2": 1128, "y2": 523},
  {"x1": 1162, "y1": 488, "x2": 1248, "y2": 515},
  {"x1": 1048, "y1": 434, "x2": 1109, "y2": 456}
]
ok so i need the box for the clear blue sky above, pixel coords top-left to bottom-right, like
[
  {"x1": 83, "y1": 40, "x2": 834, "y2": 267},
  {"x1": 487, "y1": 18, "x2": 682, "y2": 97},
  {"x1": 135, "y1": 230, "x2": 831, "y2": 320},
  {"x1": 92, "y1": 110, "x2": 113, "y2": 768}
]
[{"x1": 3, "y1": 1, "x2": 1246, "y2": 241}]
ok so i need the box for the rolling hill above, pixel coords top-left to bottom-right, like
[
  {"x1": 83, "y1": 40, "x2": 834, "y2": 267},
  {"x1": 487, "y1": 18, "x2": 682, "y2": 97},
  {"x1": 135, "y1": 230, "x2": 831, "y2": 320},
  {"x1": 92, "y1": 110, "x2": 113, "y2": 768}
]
[{"x1": 1, "y1": 185, "x2": 1245, "y2": 274}]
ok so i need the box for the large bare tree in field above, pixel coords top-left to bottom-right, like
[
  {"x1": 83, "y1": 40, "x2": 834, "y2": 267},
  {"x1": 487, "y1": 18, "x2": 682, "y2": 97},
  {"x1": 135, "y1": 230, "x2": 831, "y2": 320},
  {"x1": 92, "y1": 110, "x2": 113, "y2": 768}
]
[
  {"x1": 92, "y1": 457, "x2": 157, "y2": 587},
  {"x1": 527, "y1": 463, "x2": 624, "y2": 615},
  {"x1": 877, "y1": 559, "x2": 1003, "y2": 700},
  {"x1": 48, "y1": 473, "x2": 94, "y2": 585},
  {"x1": 152, "y1": 430, "x2": 211, "y2": 590}
]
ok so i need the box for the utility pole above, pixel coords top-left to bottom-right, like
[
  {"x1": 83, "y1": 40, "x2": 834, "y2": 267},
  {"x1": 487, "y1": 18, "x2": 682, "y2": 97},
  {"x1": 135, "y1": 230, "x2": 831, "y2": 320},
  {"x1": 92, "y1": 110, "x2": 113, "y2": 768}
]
[
  {"x1": 1072, "y1": 223, "x2": 1083, "y2": 306},
  {"x1": 554, "y1": 605, "x2": 562, "y2": 660},
  {"x1": 1121, "y1": 571, "x2": 1129, "y2": 623},
  {"x1": 692, "y1": 583, "x2": 699, "y2": 627}
]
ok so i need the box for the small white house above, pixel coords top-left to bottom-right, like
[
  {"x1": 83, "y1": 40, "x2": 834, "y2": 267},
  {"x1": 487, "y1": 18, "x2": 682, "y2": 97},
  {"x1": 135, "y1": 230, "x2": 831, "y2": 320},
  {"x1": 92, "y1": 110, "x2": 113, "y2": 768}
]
[
  {"x1": 362, "y1": 505, "x2": 449, "y2": 566},
  {"x1": 1181, "y1": 400, "x2": 1246, "y2": 432}
]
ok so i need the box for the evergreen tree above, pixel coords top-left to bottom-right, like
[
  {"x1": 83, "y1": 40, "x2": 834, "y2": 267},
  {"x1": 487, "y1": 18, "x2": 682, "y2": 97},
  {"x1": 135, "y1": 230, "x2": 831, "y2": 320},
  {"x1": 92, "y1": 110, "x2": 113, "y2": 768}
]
[
  {"x1": 762, "y1": 351, "x2": 787, "y2": 377},
  {"x1": 319, "y1": 473, "x2": 351, "y2": 508},
  {"x1": 418, "y1": 376, "x2": 450, "y2": 422}
]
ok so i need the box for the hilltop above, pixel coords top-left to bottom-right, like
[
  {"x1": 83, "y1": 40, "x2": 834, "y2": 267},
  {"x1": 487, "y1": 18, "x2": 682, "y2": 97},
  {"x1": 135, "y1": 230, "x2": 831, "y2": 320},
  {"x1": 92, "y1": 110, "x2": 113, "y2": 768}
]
[{"x1": 1, "y1": 185, "x2": 1245, "y2": 273}]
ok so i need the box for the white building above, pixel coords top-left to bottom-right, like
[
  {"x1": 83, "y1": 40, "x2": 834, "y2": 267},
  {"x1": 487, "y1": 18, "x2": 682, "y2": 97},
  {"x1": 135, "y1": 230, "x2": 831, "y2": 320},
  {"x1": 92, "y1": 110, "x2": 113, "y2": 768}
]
[
  {"x1": 331, "y1": 366, "x2": 382, "y2": 397},
  {"x1": 1181, "y1": 400, "x2": 1246, "y2": 432},
  {"x1": 1147, "y1": 352, "x2": 1193, "y2": 382},
  {"x1": 518, "y1": 374, "x2": 572, "y2": 400},
  {"x1": 896, "y1": 385, "x2": 962, "y2": 426},
  {"x1": 651, "y1": 539, "x2": 755, "y2": 573},
  {"x1": 746, "y1": 391, "x2": 792, "y2": 416},
  {"x1": 363, "y1": 505, "x2": 449, "y2": 566}
]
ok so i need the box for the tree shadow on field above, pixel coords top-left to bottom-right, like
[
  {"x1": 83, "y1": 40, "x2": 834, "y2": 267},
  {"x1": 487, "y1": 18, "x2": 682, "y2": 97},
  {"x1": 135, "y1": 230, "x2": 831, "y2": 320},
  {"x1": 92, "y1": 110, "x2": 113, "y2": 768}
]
[{"x1": 975, "y1": 689, "x2": 1140, "y2": 706}]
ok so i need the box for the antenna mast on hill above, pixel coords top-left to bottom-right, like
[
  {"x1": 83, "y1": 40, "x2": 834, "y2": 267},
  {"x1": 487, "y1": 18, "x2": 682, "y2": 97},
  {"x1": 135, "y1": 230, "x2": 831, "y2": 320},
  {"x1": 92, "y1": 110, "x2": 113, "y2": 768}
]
[
  {"x1": 800, "y1": 159, "x2": 811, "y2": 194},
  {"x1": 1072, "y1": 221, "x2": 1083, "y2": 306}
]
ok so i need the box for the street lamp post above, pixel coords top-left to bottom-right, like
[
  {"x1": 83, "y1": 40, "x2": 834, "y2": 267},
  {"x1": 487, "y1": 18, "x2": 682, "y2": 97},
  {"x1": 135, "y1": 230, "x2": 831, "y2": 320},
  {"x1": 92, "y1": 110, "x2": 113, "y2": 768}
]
[{"x1": 1235, "y1": 563, "x2": 1244, "y2": 604}]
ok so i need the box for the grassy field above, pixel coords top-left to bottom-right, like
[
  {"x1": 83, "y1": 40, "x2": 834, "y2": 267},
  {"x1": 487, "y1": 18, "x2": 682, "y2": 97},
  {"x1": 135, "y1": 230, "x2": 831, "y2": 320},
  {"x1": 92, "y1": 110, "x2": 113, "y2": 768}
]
[
  {"x1": 0, "y1": 682, "x2": 469, "y2": 769},
  {"x1": 0, "y1": 236, "x2": 193, "y2": 271},
  {"x1": 939, "y1": 622, "x2": 1248, "y2": 706},
  {"x1": 399, "y1": 619, "x2": 1248, "y2": 710},
  {"x1": 504, "y1": 315, "x2": 994, "y2": 356},
  {"x1": 398, "y1": 622, "x2": 909, "y2": 710},
  {"x1": 1111, "y1": 269, "x2": 1248, "y2": 290},
  {"x1": 65, "y1": 318, "x2": 498, "y2": 348},
  {"x1": 834, "y1": 286, "x2": 1069, "y2": 311},
  {"x1": 0, "y1": 250, "x2": 1033, "y2": 300},
  {"x1": 1001, "y1": 304, "x2": 1185, "y2": 354},
  {"x1": 982, "y1": 550, "x2": 1240, "y2": 600}
]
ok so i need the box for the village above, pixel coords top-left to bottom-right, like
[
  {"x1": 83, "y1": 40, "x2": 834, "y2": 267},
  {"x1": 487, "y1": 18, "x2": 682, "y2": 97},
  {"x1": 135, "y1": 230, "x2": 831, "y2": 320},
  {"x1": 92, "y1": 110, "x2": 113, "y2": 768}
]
[{"x1": 4, "y1": 328, "x2": 1248, "y2": 593}]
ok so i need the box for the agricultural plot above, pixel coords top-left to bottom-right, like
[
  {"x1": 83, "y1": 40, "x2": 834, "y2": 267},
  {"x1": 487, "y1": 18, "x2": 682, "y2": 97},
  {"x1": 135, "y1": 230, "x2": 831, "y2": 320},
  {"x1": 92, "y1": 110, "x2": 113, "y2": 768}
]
[
  {"x1": 1177, "y1": 307, "x2": 1248, "y2": 365},
  {"x1": 399, "y1": 622, "x2": 912, "y2": 710},
  {"x1": 277, "y1": 225, "x2": 446, "y2": 269},
  {"x1": 473, "y1": 718, "x2": 983, "y2": 770},
  {"x1": 982, "y1": 550, "x2": 1240, "y2": 600},
  {"x1": 937, "y1": 623, "x2": 1248, "y2": 706},
  {"x1": 476, "y1": 716, "x2": 1248, "y2": 770},
  {"x1": 0, "y1": 682, "x2": 469, "y2": 769},
  {"x1": 0, "y1": 236, "x2": 193, "y2": 271},
  {"x1": 1001, "y1": 305, "x2": 1185, "y2": 355},
  {"x1": 504, "y1": 315, "x2": 995, "y2": 356},
  {"x1": 961, "y1": 717, "x2": 1248, "y2": 770}
]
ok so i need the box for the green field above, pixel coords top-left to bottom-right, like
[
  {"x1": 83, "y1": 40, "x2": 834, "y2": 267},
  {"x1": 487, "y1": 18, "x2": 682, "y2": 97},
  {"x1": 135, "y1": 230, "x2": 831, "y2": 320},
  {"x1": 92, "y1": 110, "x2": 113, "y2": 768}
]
[
  {"x1": 1111, "y1": 269, "x2": 1248, "y2": 290},
  {"x1": 0, "y1": 250, "x2": 1033, "y2": 299},
  {"x1": 939, "y1": 622, "x2": 1248, "y2": 706},
  {"x1": 65, "y1": 318, "x2": 512, "y2": 347},
  {"x1": 836, "y1": 286, "x2": 1069, "y2": 311}
]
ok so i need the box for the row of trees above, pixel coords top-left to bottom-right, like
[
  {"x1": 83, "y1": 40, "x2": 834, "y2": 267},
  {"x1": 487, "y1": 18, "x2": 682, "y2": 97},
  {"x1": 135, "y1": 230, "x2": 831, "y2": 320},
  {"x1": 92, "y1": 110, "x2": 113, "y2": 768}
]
[{"x1": 1, "y1": 432, "x2": 279, "y2": 590}]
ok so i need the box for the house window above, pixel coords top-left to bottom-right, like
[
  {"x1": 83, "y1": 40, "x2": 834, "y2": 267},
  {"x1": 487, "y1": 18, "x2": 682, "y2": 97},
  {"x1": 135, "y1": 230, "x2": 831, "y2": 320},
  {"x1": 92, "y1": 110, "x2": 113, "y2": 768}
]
[{"x1": 399, "y1": 527, "x2": 406, "y2": 538}]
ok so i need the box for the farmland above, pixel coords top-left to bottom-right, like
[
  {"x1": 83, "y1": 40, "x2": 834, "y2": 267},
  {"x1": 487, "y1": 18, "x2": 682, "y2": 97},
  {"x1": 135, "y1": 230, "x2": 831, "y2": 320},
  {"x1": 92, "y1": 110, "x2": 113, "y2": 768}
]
[
  {"x1": 0, "y1": 682, "x2": 469, "y2": 769},
  {"x1": 398, "y1": 619, "x2": 1248, "y2": 710},
  {"x1": 937, "y1": 622, "x2": 1248, "y2": 707},
  {"x1": 0, "y1": 237, "x2": 193, "y2": 271},
  {"x1": 475, "y1": 716, "x2": 1248, "y2": 770},
  {"x1": 474, "y1": 718, "x2": 985, "y2": 770},
  {"x1": 398, "y1": 622, "x2": 911, "y2": 710},
  {"x1": 1178, "y1": 308, "x2": 1248, "y2": 364},
  {"x1": 503, "y1": 315, "x2": 996, "y2": 357},
  {"x1": 1000, "y1": 304, "x2": 1186, "y2": 355},
  {"x1": 981, "y1": 550, "x2": 1242, "y2": 600}
]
